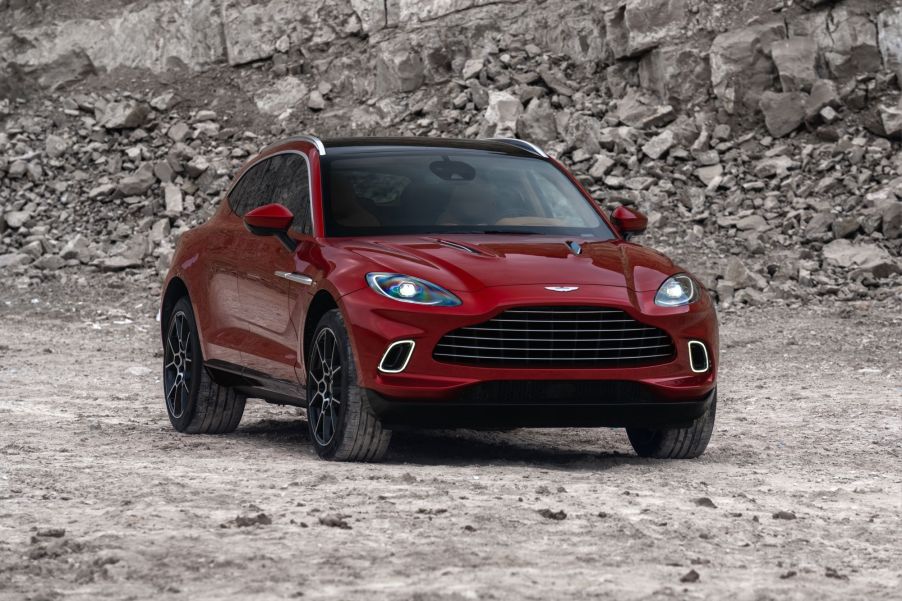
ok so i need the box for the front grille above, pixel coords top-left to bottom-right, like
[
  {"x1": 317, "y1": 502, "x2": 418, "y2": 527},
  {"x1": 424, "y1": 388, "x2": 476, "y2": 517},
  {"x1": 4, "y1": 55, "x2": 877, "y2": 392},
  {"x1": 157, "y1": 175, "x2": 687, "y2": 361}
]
[{"x1": 433, "y1": 306, "x2": 675, "y2": 368}]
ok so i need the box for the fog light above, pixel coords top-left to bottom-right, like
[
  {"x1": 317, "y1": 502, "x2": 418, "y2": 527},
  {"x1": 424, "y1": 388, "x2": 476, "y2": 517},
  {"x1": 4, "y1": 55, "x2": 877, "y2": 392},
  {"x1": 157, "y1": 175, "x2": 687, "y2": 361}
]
[
  {"x1": 688, "y1": 341, "x2": 710, "y2": 373},
  {"x1": 378, "y1": 340, "x2": 416, "y2": 373}
]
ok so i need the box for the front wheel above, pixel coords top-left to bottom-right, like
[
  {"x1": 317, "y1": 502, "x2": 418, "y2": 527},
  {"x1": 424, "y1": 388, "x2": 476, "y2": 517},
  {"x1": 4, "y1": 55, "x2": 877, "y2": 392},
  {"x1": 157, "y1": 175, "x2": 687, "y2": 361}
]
[
  {"x1": 626, "y1": 391, "x2": 717, "y2": 459},
  {"x1": 163, "y1": 297, "x2": 246, "y2": 434},
  {"x1": 306, "y1": 309, "x2": 391, "y2": 461}
]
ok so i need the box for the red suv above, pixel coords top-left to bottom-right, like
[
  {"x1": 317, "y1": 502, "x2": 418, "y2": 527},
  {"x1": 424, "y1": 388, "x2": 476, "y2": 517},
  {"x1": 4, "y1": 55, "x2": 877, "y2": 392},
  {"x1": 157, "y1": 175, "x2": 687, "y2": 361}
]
[{"x1": 160, "y1": 136, "x2": 718, "y2": 462}]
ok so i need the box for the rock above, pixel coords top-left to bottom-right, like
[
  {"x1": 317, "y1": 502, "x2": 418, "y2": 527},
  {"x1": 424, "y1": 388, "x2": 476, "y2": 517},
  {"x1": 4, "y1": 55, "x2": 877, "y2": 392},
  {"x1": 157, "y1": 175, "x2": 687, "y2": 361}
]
[
  {"x1": 98, "y1": 255, "x2": 142, "y2": 272},
  {"x1": 695, "y1": 164, "x2": 723, "y2": 186},
  {"x1": 588, "y1": 154, "x2": 616, "y2": 179},
  {"x1": 710, "y1": 18, "x2": 786, "y2": 113},
  {"x1": 163, "y1": 183, "x2": 184, "y2": 215},
  {"x1": 7, "y1": 161, "x2": 27, "y2": 179},
  {"x1": 127, "y1": 366, "x2": 152, "y2": 376},
  {"x1": 772, "y1": 510, "x2": 797, "y2": 520},
  {"x1": 60, "y1": 235, "x2": 89, "y2": 262},
  {"x1": 642, "y1": 130, "x2": 675, "y2": 160},
  {"x1": 461, "y1": 58, "x2": 483, "y2": 80},
  {"x1": 0, "y1": 253, "x2": 32, "y2": 269},
  {"x1": 118, "y1": 163, "x2": 156, "y2": 196},
  {"x1": 616, "y1": 89, "x2": 676, "y2": 129},
  {"x1": 537, "y1": 508, "x2": 567, "y2": 520},
  {"x1": 224, "y1": 513, "x2": 272, "y2": 528},
  {"x1": 4, "y1": 211, "x2": 31, "y2": 229},
  {"x1": 606, "y1": 0, "x2": 689, "y2": 58},
  {"x1": 516, "y1": 98, "x2": 558, "y2": 147},
  {"x1": 694, "y1": 497, "x2": 717, "y2": 508},
  {"x1": 255, "y1": 76, "x2": 308, "y2": 116},
  {"x1": 804, "y1": 79, "x2": 840, "y2": 120},
  {"x1": 45, "y1": 135, "x2": 69, "y2": 159},
  {"x1": 167, "y1": 122, "x2": 191, "y2": 143},
  {"x1": 880, "y1": 201, "x2": 901, "y2": 239},
  {"x1": 772, "y1": 37, "x2": 818, "y2": 92},
  {"x1": 791, "y1": 5, "x2": 882, "y2": 80},
  {"x1": 98, "y1": 100, "x2": 149, "y2": 130},
  {"x1": 150, "y1": 218, "x2": 171, "y2": 243},
  {"x1": 754, "y1": 155, "x2": 798, "y2": 178},
  {"x1": 537, "y1": 66, "x2": 575, "y2": 97},
  {"x1": 307, "y1": 90, "x2": 326, "y2": 111},
  {"x1": 154, "y1": 160, "x2": 176, "y2": 183},
  {"x1": 88, "y1": 183, "x2": 117, "y2": 200},
  {"x1": 736, "y1": 215, "x2": 769, "y2": 232},
  {"x1": 879, "y1": 7, "x2": 902, "y2": 81},
  {"x1": 759, "y1": 91, "x2": 807, "y2": 137},
  {"x1": 823, "y1": 239, "x2": 900, "y2": 278},
  {"x1": 375, "y1": 41, "x2": 424, "y2": 95},
  {"x1": 32, "y1": 255, "x2": 65, "y2": 270},
  {"x1": 805, "y1": 212, "x2": 835, "y2": 239},
  {"x1": 723, "y1": 257, "x2": 756, "y2": 289},
  {"x1": 832, "y1": 217, "x2": 859, "y2": 239},
  {"x1": 638, "y1": 43, "x2": 710, "y2": 108},
  {"x1": 483, "y1": 91, "x2": 522, "y2": 137},
  {"x1": 318, "y1": 514, "x2": 351, "y2": 529},
  {"x1": 150, "y1": 91, "x2": 178, "y2": 111},
  {"x1": 193, "y1": 110, "x2": 217, "y2": 123},
  {"x1": 21, "y1": 240, "x2": 44, "y2": 258},
  {"x1": 680, "y1": 569, "x2": 700, "y2": 583},
  {"x1": 185, "y1": 155, "x2": 209, "y2": 178},
  {"x1": 876, "y1": 102, "x2": 902, "y2": 139}
]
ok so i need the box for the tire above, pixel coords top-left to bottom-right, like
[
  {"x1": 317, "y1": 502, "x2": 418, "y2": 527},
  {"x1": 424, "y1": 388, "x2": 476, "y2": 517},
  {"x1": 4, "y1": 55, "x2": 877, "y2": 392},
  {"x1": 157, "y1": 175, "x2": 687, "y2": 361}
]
[
  {"x1": 626, "y1": 390, "x2": 717, "y2": 459},
  {"x1": 163, "y1": 297, "x2": 246, "y2": 434},
  {"x1": 306, "y1": 309, "x2": 391, "y2": 462}
]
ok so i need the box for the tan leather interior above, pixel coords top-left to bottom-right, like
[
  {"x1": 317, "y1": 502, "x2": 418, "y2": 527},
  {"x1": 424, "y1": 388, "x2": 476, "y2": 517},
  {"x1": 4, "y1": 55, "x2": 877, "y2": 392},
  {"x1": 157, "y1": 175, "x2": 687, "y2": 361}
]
[
  {"x1": 436, "y1": 186, "x2": 499, "y2": 225},
  {"x1": 331, "y1": 178, "x2": 380, "y2": 227},
  {"x1": 495, "y1": 216, "x2": 567, "y2": 226}
]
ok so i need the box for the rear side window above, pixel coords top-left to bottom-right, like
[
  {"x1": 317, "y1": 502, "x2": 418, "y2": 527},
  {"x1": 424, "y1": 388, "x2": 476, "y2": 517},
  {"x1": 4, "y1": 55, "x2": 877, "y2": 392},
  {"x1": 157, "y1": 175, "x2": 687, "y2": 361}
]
[{"x1": 228, "y1": 153, "x2": 312, "y2": 234}]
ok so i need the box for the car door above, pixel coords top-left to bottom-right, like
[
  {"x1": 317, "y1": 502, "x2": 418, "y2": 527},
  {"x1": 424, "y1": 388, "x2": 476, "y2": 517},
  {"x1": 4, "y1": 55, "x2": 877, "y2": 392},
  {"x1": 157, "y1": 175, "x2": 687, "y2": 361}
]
[
  {"x1": 197, "y1": 163, "x2": 262, "y2": 368},
  {"x1": 236, "y1": 152, "x2": 315, "y2": 385}
]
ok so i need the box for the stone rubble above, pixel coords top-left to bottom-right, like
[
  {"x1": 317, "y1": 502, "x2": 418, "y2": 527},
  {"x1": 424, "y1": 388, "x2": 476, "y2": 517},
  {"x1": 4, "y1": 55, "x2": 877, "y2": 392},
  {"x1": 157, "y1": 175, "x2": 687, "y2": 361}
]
[{"x1": 0, "y1": 0, "x2": 900, "y2": 308}]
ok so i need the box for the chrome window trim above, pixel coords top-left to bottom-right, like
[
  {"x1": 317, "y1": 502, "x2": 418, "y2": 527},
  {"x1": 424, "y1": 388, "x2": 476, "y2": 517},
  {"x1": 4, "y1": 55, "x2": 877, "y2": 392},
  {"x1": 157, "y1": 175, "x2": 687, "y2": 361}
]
[
  {"x1": 274, "y1": 271, "x2": 314, "y2": 285},
  {"x1": 688, "y1": 340, "x2": 710, "y2": 373},
  {"x1": 378, "y1": 340, "x2": 416, "y2": 374},
  {"x1": 487, "y1": 137, "x2": 549, "y2": 158},
  {"x1": 226, "y1": 149, "x2": 316, "y2": 236},
  {"x1": 260, "y1": 134, "x2": 326, "y2": 156}
]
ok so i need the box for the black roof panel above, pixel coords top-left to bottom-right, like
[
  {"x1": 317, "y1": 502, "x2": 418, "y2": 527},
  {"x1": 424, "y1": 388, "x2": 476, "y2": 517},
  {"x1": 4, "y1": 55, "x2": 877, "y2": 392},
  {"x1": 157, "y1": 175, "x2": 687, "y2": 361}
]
[{"x1": 321, "y1": 137, "x2": 542, "y2": 158}]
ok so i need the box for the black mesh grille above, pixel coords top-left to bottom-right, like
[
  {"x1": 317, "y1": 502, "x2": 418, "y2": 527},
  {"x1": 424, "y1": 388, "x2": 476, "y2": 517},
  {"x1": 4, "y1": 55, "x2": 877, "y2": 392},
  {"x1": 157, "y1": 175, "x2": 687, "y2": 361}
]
[{"x1": 433, "y1": 306, "x2": 675, "y2": 368}]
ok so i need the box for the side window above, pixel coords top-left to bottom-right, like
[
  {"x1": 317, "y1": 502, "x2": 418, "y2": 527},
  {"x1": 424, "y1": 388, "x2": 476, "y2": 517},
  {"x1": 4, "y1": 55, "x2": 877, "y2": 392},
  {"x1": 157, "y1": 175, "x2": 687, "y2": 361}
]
[
  {"x1": 228, "y1": 158, "x2": 279, "y2": 216},
  {"x1": 272, "y1": 154, "x2": 312, "y2": 234}
]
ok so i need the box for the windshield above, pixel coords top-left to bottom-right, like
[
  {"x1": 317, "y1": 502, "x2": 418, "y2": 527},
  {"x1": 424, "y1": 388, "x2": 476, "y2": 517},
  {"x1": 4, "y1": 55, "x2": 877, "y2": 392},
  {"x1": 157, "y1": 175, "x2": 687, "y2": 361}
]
[{"x1": 320, "y1": 149, "x2": 614, "y2": 239}]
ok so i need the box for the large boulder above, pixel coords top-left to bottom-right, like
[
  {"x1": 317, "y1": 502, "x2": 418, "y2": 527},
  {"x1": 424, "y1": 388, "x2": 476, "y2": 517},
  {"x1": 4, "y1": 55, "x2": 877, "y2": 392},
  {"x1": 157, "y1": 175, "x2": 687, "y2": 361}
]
[
  {"x1": 772, "y1": 37, "x2": 818, "y2": 92},
  {"x1": 791, "y1": 5, "x2": 881, "y2": 80},
  {"x1": 483, "y1": 91, "x2": 522, "y2": 137},
  {"x1": 605, "y1": 0, "x2": 689, "y2": 59},
  {"x1": 638, "y1": 43, "x2": 711, "y2": 107},
  {"x1": 878, "y1": 6, "x2": 902, "y2": 82},
  {"x1": 759, "y1": 91, "x2": 808, "y2": 137},
  {"x1": 822, "y1": 239, "x2": 900, "y2": 278},
  {"x1": 615, "y1": 89, "x2": 676, "y2": 129},
  {"x1": 254, "y1": 76, "x2": 308, "y2": 116},
  {"x1": 98, "y1": 100, "x2": 149, "y2": 130},
  {"x1": 710, "y1": 18, "x2": 786, "y2": 113},
  {"x1": 516, "y1": 98, "x2": 558, "y2": 147},
  {"x1": 375, "y1": 40, "x2": 425, "y2": 95}
]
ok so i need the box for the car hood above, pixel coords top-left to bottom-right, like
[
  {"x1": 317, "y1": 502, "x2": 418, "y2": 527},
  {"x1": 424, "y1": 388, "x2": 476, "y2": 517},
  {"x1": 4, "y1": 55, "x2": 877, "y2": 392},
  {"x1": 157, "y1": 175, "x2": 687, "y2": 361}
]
[{"x1": 331, "y1": 235, "x2": 680, "y2": 293}]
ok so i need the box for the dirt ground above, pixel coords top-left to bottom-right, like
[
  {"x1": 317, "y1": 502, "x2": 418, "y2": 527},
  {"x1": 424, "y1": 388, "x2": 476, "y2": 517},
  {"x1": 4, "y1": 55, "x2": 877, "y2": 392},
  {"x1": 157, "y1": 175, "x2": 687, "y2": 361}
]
[{"x1": 0, "y1": 277, "x2": 900, "y2": 601}]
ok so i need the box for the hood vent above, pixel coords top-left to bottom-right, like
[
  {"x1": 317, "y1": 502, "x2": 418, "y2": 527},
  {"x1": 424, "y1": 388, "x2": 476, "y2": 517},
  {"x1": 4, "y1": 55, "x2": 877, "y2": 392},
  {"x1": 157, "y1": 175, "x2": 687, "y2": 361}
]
[{"x1": 433, "y1": 238, "x2": 482, "y2": 255}]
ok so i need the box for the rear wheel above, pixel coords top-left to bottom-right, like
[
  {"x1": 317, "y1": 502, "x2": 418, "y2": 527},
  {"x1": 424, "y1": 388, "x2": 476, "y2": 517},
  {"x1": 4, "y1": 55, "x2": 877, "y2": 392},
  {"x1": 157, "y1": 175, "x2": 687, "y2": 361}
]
[
  {"x1": 626, "y1": 391, "x2": 716, "y2": 459},
  {"x1": 306, "y1": 309, "x2": 391, "y2": 461},
  {"x1": 163, "y1": 297, "x2": 246, "y2": 434}
]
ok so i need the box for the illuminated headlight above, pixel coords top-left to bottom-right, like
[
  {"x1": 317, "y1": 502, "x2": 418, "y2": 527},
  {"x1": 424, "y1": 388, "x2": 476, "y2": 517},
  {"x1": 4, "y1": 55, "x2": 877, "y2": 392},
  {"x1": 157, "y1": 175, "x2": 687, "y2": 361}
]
[
  {"x1": 366, "y1": 273, "x2": 462, "y2": 306},
  {"x1": 654, "y1": 274, "x2": 698, "y2": 307}
]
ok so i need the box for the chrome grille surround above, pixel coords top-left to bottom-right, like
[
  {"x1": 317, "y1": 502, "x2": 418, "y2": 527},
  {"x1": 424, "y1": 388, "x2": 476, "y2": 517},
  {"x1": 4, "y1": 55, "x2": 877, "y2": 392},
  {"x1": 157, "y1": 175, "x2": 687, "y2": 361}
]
[{"x1": 433, "y1": 306, "x2": 675, "y2": 368}]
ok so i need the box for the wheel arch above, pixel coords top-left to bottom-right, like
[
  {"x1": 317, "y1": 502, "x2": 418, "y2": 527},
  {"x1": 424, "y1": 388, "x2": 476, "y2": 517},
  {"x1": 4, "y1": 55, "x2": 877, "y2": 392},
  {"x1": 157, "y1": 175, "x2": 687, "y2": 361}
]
[
  {"x1": 161, "y1": 276, "x2": 190, "y2": 340},
  {"x1": 303, "y1": 290, "x2": 339, "y2": 364}
]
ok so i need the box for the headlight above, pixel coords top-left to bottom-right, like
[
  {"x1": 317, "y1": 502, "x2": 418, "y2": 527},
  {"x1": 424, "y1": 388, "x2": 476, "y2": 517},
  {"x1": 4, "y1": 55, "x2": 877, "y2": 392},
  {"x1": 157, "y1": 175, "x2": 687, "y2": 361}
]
[
  {"x1": 654, "y1": 274, "x2": 698, "y2": 307},
  {"x1": 366, "y1": 273, "x2": 462, "y2": 306}
]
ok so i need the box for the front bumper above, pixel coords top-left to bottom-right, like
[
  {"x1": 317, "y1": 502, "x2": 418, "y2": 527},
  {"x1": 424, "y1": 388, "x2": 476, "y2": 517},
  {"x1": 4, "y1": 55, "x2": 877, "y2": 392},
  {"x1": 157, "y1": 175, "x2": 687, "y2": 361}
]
[{"x1": 340, "y1": 283, "x2": 718, "y2": 422}]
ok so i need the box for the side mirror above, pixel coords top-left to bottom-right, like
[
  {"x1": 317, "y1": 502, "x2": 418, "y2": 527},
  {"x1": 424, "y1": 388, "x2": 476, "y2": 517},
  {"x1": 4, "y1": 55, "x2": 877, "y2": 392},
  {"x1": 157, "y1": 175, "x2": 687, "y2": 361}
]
[
  {"x1": 611, "y1": 206, "x2": 648, "y2": 240},
  {"x1": 244, "y1": 203, "x2": 297, "y2": 251}
]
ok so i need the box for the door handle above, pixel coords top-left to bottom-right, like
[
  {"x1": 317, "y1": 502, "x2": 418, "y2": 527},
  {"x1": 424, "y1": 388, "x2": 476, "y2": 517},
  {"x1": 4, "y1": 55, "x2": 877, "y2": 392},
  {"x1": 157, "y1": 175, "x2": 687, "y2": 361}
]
[{"x1": 275, "y1": 271, "x2": 314, "y2": 285}]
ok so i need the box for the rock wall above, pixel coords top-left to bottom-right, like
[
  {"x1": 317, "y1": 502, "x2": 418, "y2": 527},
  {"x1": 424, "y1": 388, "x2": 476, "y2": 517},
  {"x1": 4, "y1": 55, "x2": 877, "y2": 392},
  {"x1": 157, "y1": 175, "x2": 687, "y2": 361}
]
[{"x1": 0, "y1": 0, "x2": 901, "y2": 304}]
